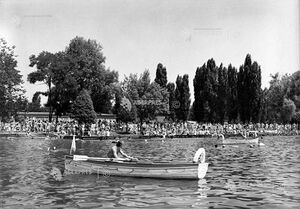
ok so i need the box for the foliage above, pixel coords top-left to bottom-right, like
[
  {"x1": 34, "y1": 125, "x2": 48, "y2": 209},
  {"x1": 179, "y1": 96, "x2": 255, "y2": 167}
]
[
  {"x1": 280, "y1": 98, "x2": 296, "y2": 123},
  {"x1": 49, "y1": 52, "x2": 77, "y2": 117},
  {"x1": 264, "y1": 71, "x2": 300, "y2": 123},
  {"x1": 227, "y1": 64, "x2": 238, "y2": 122},
  {"x1": 154, "y1": 63, "x2": 167, "y2": 88},
  {"x1": 188, "y1": 102, "x2": 195, "y2": 121},
  {"x1": 264, "y1": 73, "x2": 284, "y2": 122},
  {"x1": 237, "y1": 54, "x2": 262, "y2": 123},
  {"x1": 124, "y1": 70, "x2": 169, "y2": 123},
  {"x1": 114, "y1": 84, "x2": 137, "y2": 123},
  {"x1": 292, "y1": 111, "x2": 300, "y2": 123},
  {"x1": 259, "y1": 88, "x2": 268, "y2": 123},
  {"x1": 193, "y1": 63, "x2": 206, "y2": 122},
  {"x1": 287, "y1": 71, "x2": 300, "y2": 109},
  {"x1": 166, "y1": 82, "x2": 176, "y2": 121},
  {"x1": 91, "y1": 69, "x2": 118, "y2": 113},
  {"x1": 0, "y1": 38, "x2": 25, "y2": 121},
  {"x1": 64, "y1": 37, "x2": 117, "y2": 114},
  {"x1": 175, "y1": 74, "x2": 191, "y2": 121},
  {"x1": 216, "y1": 64, "x2": 228, "y2": 123},
  {"x1": 27, "y1": 37, "x2": 117, "y2": 120},
  {"x1": 65, "y1": 36, "x2": 106, "y2": 91},
  {"x1": 193, "y1": 59, "x2": 218, "y2": 122},
  {"x1": 27, "y1": 92, "x2": 42, "y2": 112},
  {"x1": 70, "y1": 89, "x2": 97, "y2": 124},
  {"x1": 193, "y1": 55, "x2": 262, "y2": 123},
  {"x1": 28, "y1": 51, "x2": 56, "y2": 121}
]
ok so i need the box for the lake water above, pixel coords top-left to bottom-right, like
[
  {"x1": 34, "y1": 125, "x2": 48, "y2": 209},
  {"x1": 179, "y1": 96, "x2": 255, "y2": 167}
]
[{"x1": 0, "y1": 135, "x2": 299, "y2": 208}]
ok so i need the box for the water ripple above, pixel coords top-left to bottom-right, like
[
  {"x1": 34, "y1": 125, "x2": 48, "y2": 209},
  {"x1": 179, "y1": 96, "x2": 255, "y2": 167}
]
[{"x1": 0, "y1": 136, "x2": 299, "y2": 208}]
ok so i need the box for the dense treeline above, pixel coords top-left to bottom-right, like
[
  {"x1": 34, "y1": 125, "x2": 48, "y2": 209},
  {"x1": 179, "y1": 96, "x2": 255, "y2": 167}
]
[
  {"x1": 0, "y1": 37, "x2": 299, "y2": 125},
  {"x1": 193, "y1": 55, "x2": 262, "y2": 123}
]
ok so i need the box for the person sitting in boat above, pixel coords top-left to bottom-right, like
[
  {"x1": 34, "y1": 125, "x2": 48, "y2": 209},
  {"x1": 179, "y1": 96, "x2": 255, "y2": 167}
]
[{"x1": 107, "y1": 140, "x2": 136, "y2": 161}]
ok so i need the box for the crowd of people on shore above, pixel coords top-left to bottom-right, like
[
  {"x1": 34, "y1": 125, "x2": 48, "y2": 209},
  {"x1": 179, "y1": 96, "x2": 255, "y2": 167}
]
[
  {"x1": 0, "y1": 117, "x2": 299, "y2": 137},
  {"x1": 127, "y1": 121, "x2": 299, "y2": 136}
]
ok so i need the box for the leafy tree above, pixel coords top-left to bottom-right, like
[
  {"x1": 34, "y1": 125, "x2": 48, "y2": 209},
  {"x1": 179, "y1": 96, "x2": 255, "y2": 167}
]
[
  {"x1": 51, "y1": 51, "x2": 78, "y2": 118},
  {"x1": 265, "y1": 72, "x2": 299, "y2": 123},
  {"x1": 65, "y1": 36, "x2": 106, "y2": 91},
  {"x1": 35, "y1": 37, "x2": 116, "y2": 120},
  {"x1": 28, "y1": 51, "x2": 56, "y2": 121},
  {"x1": 280, "y1": 98, "x2": 296, "y2": 123},
  {"x1": 287, "y1": 71, "x2": 300, "y2": 110},
  {"x1": 70, "y1": 89, "x2": 97, "y2": 125},
  {"x1": 154, "y1": 63, "x2": 167, "y2": 88},
  {"x1": 91, "y1": 69, "x2": 118, "y2": 113},
  {"x1": 265, "y1": 74, "x2": 285, "y2": 122},
  {"x1": 63, "y1": 36, "x2": 117, "y2": 114},
  {"x1": 124, "y1": 70, "x2": 169, "y2": 123},
  {"x1": 114, "y1": 84, "x2": 137, "y2": 123},
  {"x1": 259, "y1": 88, "x2": 268, "y2": 123},
  {"x1": 15, "y1": 95, "x2": 28, "y2": 112},
  {"x1": 28, "y1": 92, "x2": 42, "y2": 112},
  {"x1": 0, "y1": 38, "x2": 25, "y2": 121},
  {"x1": 14, "y1": 95, "x2": 29, "y2": 122},
  {"x1": 292, "y1": 111, "x2": 300, "y2": 124}
]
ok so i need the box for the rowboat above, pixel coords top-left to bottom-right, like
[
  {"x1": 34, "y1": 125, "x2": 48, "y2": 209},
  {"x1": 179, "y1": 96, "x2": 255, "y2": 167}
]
[
  {"x1": 64, "y1": 148, "x2": 208, "y2": 180},
  {"x1": 221, "y1": 137, "x2": 259, "y2": 145}
]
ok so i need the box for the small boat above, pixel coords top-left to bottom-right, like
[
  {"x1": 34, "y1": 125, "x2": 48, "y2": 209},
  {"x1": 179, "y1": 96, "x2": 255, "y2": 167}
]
[
  {"x1": 221, "y1": 137, "x2": 259, "y2": 145},
  {"x1": 64, "y1": 148, "x2": 208, "y2": 180}
]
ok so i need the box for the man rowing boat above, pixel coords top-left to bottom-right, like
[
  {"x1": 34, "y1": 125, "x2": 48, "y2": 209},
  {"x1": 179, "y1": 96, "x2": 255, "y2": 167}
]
[{"x1": 107, "y1": 140, "x2": 137, "y2": 161}]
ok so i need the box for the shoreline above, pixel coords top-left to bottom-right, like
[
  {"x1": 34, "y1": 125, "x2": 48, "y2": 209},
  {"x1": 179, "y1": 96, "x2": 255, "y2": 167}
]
[{"x1": 1, "y1": 131, "x2": 299, "y2": 139}]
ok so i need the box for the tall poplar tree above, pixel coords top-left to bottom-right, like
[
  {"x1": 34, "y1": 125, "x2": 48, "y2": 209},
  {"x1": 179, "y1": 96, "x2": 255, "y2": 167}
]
[
  {"x1": 193, "y1": 64, "x2": 206, "y2": 122},
  {"x1": 167, "y1": 82, "x2": 176, "y2": 121},
  {"x1": 216, "y1": 64, "x2": 228, "y2": 122},
  {"x1": 175, "y1": 75, "x2": 183, "y2": 120},
  {"x1": 206, "y1": 58, "x2": 218, "y2": 122},
  {"x1": 238, "y1": 54, "x2": 261, "y2": 123},
  {"x1": 175, "y1": 75, "x2": 190, "y2": 121},
  {"x1": 227, "y1": 64, "x2": 238, "y2": 122},
  {"x1": 181, "y1": 74, "x2": 191, "y2": 121},
  {"x1": 154, "y1": 63, "x2": 167, "y2": 88}
]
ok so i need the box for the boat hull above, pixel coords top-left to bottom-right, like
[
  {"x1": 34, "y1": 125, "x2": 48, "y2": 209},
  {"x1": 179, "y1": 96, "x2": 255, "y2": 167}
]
[
  {"x1": 64, "y1": 156, "x2": 208, "y2": 180},
  {"x1": 222, "y1": 137, "x2": 259, "y2": 145}
]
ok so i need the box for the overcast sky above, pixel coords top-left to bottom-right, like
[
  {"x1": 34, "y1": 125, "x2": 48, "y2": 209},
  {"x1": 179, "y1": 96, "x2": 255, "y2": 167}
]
[{"x1": 0, "y1": 0, "x2": 299, "y2": 103}]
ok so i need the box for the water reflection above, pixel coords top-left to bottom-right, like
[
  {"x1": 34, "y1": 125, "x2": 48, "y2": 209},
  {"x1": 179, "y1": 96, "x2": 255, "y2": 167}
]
[{"x1": 0, "y1": 136, "x2": 299, "y2": 208}]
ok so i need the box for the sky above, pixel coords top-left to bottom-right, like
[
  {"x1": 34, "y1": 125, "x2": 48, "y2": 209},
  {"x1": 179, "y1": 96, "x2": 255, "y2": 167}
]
[{"x1": 0, "y1": 0, "x2": 299, "y2": 104}]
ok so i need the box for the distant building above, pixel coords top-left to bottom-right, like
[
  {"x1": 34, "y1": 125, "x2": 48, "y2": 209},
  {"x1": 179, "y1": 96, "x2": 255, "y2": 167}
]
[
  {"x1": 97, "y1": 113, "x2": 117, "y2": 121},
  {"x1": 17, "y1": 112, "x2": 116, "y2": 122},
  {"x1": 17, "y1": 112, "x2": 55, "y2": 120}
]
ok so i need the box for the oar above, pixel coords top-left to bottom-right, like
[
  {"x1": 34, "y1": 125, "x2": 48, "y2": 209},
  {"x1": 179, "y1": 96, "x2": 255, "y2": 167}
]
[{"x1": 73, "y1": 155, "x2": 138, "y2": 162}]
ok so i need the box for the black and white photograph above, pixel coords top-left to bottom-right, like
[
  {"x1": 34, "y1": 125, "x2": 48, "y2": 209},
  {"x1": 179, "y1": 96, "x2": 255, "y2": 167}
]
[{"x1": 0, "y1": 0, "x2": 299, "y2": 208}]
